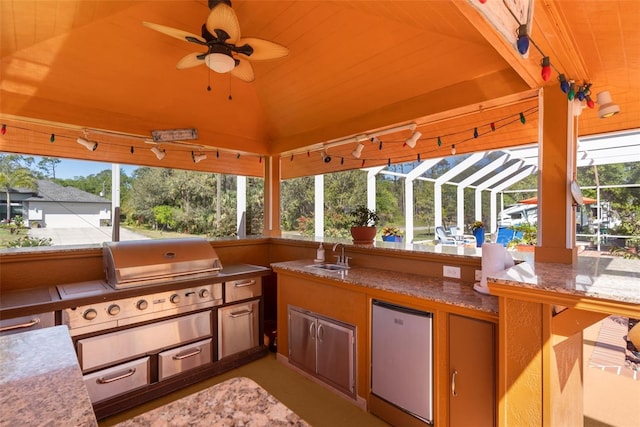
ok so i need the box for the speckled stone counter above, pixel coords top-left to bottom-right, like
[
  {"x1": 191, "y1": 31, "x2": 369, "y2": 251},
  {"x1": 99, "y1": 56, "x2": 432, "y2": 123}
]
[
  {"x1": 0, "y1": 326, "x2": 98, "y2": 427},
  {"x1": 114, "y1": 377, "x2": 309, "y2": 427},
  {"x1": 271, "y1": 259, "x2": 498, "y2": 314},
  {"x1": 489, "y1": 255, "x2": 640, "y2": 312}
]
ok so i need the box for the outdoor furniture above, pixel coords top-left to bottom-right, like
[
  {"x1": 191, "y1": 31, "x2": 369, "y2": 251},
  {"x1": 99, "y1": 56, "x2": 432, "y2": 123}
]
[{"x1": 435, "y1": 226, "x2": 457, "y2": 245}]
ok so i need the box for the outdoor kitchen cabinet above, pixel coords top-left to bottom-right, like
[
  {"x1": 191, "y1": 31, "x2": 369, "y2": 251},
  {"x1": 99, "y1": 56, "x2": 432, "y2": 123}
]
[
  {"x1": 288, "y1": 305, "x2": 356, "y2": 398},
  {"x1": 449, "y1": 314, "x2": 496, "y2": 427}
]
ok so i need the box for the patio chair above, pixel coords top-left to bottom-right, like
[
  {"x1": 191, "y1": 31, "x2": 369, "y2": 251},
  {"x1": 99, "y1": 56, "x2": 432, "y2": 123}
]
[
  {"x1": 495, "y1": 226, "x2": 515, "y2": 246},
  {"x1": 435, "y1": 226, "x2": 457, "y2": 245}
]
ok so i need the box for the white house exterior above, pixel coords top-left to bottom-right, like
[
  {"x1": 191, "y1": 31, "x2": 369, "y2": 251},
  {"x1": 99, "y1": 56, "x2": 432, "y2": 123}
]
[{"x1": 16, "y1": 180, "x2": 111, "y2": 228}]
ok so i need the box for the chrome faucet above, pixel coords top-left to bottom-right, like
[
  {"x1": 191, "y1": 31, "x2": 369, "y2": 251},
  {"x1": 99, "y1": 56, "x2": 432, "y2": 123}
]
[{"x1": 332, "y1": 243, "x2": 349, "y2": 266}]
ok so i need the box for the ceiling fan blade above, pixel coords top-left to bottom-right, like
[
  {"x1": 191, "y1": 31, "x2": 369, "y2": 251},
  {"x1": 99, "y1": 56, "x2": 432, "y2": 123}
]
[
  {"x1": 176, "y1": 53, "x2": 205, "y2": 69},
  {"x1": 231, "y1": 58, "x2": 255, "y2": 82},
  {"x1": 143, "y1": 21, "x2": 205, "y2": 44},
  {"x1": 205, "y1": 3, "x2": 241, "y2": 44},
  {"x1": 236, "y1": 37, "x2": 289, "y2": 61}
]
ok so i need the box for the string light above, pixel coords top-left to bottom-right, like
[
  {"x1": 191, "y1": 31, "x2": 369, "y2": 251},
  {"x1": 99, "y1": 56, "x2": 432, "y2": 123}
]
[
  {"x1": 451, "y1": 144, "x2": 456, "y2": 155},
  {"x1": 558, "y1": 74, "x2": 570, "y2": 94},
  {"x1": 417, "y1": 153, "x2": 421, "y2": 162},
  {"x1": 387, "y1": 158, "x2": 391, "y2": 167},
  {"x1": 217, "y1": 150, "x2": 220, "y2": 158},
  {"x1": 490, "y1": 122, "x2": 496, "y2": 131},
  {"x1": 237, "y1": 153, "x2": 241, "y2": 159},
  {"x1": 519, "y1": 112, "x2": 526, "y2": 124},
  {"x1": 50, "y1": 133, "x2": 55, "y2": 143},
  {"x1": 1, "y1": 124, "x2": 6, "y2": 135},
  {"x1": 473, "y1": 128, "x2": 479, "y2": 138},
  {"x1": 540, "y1": 56, "x2": 552, "y2": 81},
  {"x1": 290, "y1": 154, "x2": 294, "y2": 161},
  {"x1": 437, "y1": 136, "x2": 442, "y2": 147},
  {"x1": 516, "y1": 25, "x2": 530, "y2": 55},
  {"x1": 130, "y1": 146, "x2": 134, "y2": 154},
  {"x1": 361, "y1": 159, "x2": 365, "y2": 167},
  {"x1": 568, "y1": 82, "x2": 576, "y2": 101}
]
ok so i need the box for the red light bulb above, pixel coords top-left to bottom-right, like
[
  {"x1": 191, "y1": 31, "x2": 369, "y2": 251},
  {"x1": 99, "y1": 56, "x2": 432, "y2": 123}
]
[
  {"x1": 540, "y1": 56, "x2": 552, "y2": 81},
  {"x1": 0, "y1": 124, "x2": 6, "y2": 135}
]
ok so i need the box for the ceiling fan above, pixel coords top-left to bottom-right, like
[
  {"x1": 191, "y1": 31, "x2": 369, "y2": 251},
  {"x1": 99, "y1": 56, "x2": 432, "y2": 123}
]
[{"x1": 143, "y1": 0, "x2": 288, "y2": 82}]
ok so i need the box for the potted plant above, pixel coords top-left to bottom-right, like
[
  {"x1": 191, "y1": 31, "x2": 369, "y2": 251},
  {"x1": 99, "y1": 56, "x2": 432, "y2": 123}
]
[
  {"x1": 507, "y1": 222, "x2": 537, "y2": 251},
  {"x1": 349, "y1": 206, "x2": 379, "y2": 244},
  {"x1": 381, "y1": 226, "x2": 403, "y2": 242},
  {"x1": 470, "y1": 220, "x2": 485, "y2": 247}
]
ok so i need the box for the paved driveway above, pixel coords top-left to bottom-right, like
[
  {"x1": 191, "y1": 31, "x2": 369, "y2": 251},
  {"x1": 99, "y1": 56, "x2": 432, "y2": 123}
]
[{"x1": 29, "y1": 227, "x2": 149, "y2": 246}]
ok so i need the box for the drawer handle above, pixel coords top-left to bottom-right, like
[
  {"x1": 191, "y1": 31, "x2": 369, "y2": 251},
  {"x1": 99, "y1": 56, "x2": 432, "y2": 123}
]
[
  {"x1": 229, "y1": 309, "x2": 253, "y2": 318},
  {"x1": 234, "y1": 280, "x2": 256, "y2": 288},
  {"x1": 172, "y1": 347, "x2": 202, "y2": 360},
  {"x1": 451, "y1": 369, "x2": 458, "y2": 397},
  {"x1": 96, "y1": 368, "x2": 136, "y2": 384},
  {"x1": 163, "y1": 252, "x2": 176, "y2": 259},
  {"x1": 0, "y1": 318, "x2": 40, "y2": 332}
]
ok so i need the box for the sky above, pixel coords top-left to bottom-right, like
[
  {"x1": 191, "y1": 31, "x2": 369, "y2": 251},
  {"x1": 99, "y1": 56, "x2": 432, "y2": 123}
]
[{"x1": 32, "y1": 157, "x2": 138, "y2": 180}]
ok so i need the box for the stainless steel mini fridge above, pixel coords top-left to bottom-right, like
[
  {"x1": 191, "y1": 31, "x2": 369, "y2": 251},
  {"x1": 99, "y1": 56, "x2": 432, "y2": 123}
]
[{"x1": 371, "y1": 300, "x2": 433, "y2": 424}]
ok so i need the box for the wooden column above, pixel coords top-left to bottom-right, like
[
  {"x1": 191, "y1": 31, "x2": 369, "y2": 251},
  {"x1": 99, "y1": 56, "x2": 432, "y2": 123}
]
[
  {"x1": 263, "y1": 155, "x2": 281, "y2": 237},
  {"x1": 535, "y1": 88, "x2": 578, "y2": 264}
]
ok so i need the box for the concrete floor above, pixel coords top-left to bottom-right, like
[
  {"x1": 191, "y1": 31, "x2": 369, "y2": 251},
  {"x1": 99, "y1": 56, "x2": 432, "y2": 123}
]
[
  {"x1": 583, "y1": 319, "x2": 640, "y2": 427},
  {"x1": 29, "y1": 226, "x2": 148, "y2": 246}
]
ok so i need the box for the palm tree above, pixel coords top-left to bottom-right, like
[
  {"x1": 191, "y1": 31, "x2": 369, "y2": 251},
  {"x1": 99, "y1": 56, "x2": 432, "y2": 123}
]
[{"x1": 0, "y1": 168, "x2": 38, "y2": 222}]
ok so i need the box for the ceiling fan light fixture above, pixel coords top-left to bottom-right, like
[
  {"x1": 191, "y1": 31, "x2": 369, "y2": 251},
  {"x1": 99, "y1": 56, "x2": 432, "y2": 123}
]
[
  {"x1": 151, "y1": 146, "x2": 166, "y2": 160},
  {"x1": 352, "y1": 143, "x2": 364, "y2": 159},
  {"x1": 205, "y1": 53, "x2": 235, "y2": 73},
  {"x1": 596, "y1": 91, "x2": 620, "y2": 118}
]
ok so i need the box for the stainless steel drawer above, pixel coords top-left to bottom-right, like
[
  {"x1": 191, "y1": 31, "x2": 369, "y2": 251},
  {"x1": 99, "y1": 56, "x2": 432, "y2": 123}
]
[
  {"x1": 224, "y1": 277, "x2": 262, "y2": 303},
  {"x1": 159, "y1": 338, "x2": 212, "y2": 381},
  {"x1": 77, "y1": 311, "x2": 211, "y2": 371},
  {"x1": 0, "y1": 312, "x2": 54, "y2": 336},
  {"x1": 218, "y1": 300, "x2": 259, "y2": 358},
  {"x1": 83, "y1": 357, "x2": 150, "y2": 403}
]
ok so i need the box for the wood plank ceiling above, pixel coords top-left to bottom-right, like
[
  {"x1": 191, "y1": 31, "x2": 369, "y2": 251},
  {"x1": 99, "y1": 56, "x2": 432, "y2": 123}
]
[{"x1": 1, "y1": 1, "x2": 638, "y2": 178}]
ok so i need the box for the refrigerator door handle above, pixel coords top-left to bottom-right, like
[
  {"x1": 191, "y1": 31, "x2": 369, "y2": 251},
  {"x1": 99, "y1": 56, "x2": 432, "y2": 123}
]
[{"x1": 451, "y1": 369, "x2": 458, "y2": 397}]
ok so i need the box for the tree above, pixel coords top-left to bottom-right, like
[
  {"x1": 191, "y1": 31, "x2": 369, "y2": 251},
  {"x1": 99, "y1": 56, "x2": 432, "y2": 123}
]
[
  {"x1": 37, "y1": 157, "x2": 61, "y2": 178},
  {"x1": 0, "y1": 166, "x2": 38, "y2": 222}
]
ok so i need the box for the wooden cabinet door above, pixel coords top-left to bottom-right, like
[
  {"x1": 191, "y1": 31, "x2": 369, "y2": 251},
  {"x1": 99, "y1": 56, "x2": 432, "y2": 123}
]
[{"x1": 449, "y1": 314, "x2": 495, "y2": 427}]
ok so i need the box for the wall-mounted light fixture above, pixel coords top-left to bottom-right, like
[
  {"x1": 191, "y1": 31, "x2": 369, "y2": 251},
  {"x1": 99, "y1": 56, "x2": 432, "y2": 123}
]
[
  {"x1": 76, "y1": 137, "x2": 98, "y2": 151},
  {"x1": 351, "y1": 143, "x2": 365, "y2": 159},
  {"x1": 321, "y1": 150, "x2": 332, "y2": 163},
  {"x1": 151, "y1": 146, "x2": 166, "y2": 160},
  {"x1": 596, "y1": 91, "x2": 620, "y2": 118},
  {"x1": 192, "y1": 151, "x2": 207, "y2": 163},
  {"x1": 404, "y1": 131, "x2": 422, "y2": 148}
]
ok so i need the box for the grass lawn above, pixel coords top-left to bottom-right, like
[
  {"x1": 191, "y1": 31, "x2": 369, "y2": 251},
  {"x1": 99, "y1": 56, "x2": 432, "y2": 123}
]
[{"x1": 0, "y1": 227, "x2": 31, "y2": 248}]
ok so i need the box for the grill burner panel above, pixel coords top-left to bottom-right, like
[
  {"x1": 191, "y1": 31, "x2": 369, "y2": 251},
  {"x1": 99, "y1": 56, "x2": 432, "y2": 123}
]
[{"x1": 103, "y1": 238, "x2": 222, "y2": 289}]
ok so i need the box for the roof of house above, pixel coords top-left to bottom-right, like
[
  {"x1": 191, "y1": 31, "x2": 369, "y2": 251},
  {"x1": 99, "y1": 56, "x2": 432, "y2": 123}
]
[{"x1": 22, "y1": 180, "x2": 110, "y2": 204}]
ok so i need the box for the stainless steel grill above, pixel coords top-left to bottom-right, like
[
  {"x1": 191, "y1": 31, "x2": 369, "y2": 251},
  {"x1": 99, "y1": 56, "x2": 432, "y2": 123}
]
[{"x1": 103, "y1": 238, "x2": 222, "y2": 289}]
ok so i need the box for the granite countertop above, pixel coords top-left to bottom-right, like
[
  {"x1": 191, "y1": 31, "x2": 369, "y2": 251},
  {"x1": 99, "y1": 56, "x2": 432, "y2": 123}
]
[
  {"x1": 489, "y1": 256, "x2": 640, "y2": 307},
  {"x1": 0, "y1": 326, "x2": 98, "y2": 427},
  {"x1": 271, "y1": 259, "x2": 498, "y2": 314},
  {"x1": 114, "y1": 376, "x2": 309, "y2": 427}
]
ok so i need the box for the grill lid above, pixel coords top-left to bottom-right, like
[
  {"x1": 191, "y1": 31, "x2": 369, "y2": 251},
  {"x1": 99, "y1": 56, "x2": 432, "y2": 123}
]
[{"x1": 103, "y1": 238, "x2": 222, "y2": 289}]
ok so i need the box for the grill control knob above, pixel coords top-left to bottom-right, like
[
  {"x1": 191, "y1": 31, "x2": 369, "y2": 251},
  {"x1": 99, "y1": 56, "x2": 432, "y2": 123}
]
[
  {"x1": 199, "y1": 289, "x2": 210, "y2": 298},
  {"x1": 170, "y1": 294, "x2": 181, "y2": 304},
  {"x1": 136, "y1": 299, "x2": 148, "y2": 310},
  {"x1": 83, "y1": 308, "x2": 98, "y2": 321},
  {"x1": 107, "y1": 304, "x2": 120, "y2": 316}
]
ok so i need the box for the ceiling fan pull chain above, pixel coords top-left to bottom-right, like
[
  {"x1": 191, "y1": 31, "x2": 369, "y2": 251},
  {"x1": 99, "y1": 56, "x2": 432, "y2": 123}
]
[
  {"x1": 228, "y1": 74, "x2": 232, "y2": 100},
  {"x1": 207, "y1": 66, "x2": 212, "y2": 92}
]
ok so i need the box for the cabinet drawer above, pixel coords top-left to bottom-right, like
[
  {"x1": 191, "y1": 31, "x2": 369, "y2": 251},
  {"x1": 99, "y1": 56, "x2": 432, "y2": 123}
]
[
  {"x1": 159, "y1": 338, "x2": 212, "y2": 381},
  {"x1": 0, "y1": 312, "x2": 54, "y2": 336},
  {"x1": 225, "y1": 277, "x2": 262, "y2": 303},
  {"x1": 83, "y1": 357, "x2": 150, "y2": 403}
]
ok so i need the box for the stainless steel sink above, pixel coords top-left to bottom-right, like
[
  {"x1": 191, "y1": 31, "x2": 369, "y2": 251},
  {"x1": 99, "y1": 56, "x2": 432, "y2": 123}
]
[{"x1": 308, "y1": 263, "x2": 349, "y2": 271}]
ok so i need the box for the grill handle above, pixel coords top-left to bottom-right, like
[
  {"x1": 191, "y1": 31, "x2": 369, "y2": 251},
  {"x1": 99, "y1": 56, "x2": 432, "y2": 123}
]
[
  {"x1": 0, "y1": 318, "x2": 40, "y2": 333},
  {"x1": 96, "y1": 368, "x2": 136, "y2": 384}
]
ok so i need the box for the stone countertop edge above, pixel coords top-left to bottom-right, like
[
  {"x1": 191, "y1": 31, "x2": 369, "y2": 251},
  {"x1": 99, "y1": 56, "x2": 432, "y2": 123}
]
[
  {"x1": 0, "y1": 325, "x2": 98, "y2": 427},
  {"x1": 488, "y1": 257, "x2": 640, "y2": 305},
  {"x1": 113, "y1": 376, "x2": 310, "y2": 427},
  {"x1": 271, "y1": 259, "x2": 498, "y2": 314}
]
